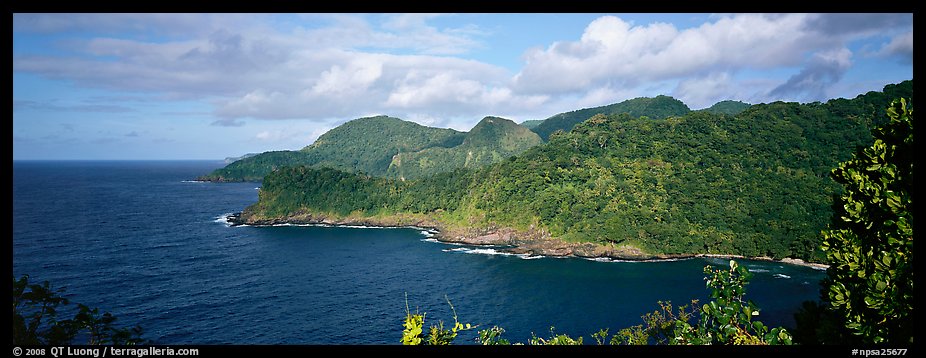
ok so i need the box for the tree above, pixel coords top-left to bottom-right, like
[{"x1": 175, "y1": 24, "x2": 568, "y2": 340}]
[
  {"x1": 12, "y1": 275, "x2": 146, "y2": 345},
  {"x1": 671, "y1": 260, "x2": 792, "y2": 345},
  {"x1": 819, "y1": 98, "x2": 913, "y2": 344},
  {"x1": 401, "y1": 295, "x2": 474, "y2": 345},
  {"x1": 402, "y1": 260, "x2": 791, "y2": 345}
]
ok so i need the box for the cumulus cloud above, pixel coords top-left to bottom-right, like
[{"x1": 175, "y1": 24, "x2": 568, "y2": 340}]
[
  {"x1": 512, "y1": 13, "x2": 910, "y2": 107},
  {"x1": 12, "y1": 13, "x2": 914, "y2": 132},
  {"x1": 512, "y1": 14, "x2": 821, "y2": 95},
  {"x1": 673, "y1": 72, "x2": 734, "y2": 109},
  {"x1": 14, "y1": 14, "x2": 528, "y2": 124},
  {"x1": 312, "y1": 60, "x2": 383, "y2": 95},
  {"x1": 875, "y1": 31, "x2": 913, "y2": 64}
]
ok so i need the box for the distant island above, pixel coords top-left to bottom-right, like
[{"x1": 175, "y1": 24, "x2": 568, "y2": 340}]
[{"x1": 219, "y1": 80, "x2": 913, "y2": 264}]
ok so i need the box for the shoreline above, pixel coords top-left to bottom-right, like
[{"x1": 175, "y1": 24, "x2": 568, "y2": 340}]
[{"x1": 225, "y1": 213, "x2": 830, "y2": 270}]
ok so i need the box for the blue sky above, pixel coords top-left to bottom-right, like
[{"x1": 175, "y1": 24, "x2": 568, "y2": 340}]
[{"x1": 13, "y1": 13, "x2": 913, "y2": 160}]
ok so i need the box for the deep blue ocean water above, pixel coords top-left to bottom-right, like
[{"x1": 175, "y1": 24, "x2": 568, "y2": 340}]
[{"x1": 12, "y1": 161, "x2": 826, "y2": 344}]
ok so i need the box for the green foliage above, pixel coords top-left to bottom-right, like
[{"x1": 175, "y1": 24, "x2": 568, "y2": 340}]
[
  {"x1": 608, "y1": 261, "x2": 790, "y2": 345},
  {"x1": 201, "y1": 115, "x2": 541, "y2": 182},
  {"x1": 401, "y1": 295, "x2": 475, "y2": 345},
  {"x1": 591, "y1": 328, "x2": 609, "y2": 345},
  {"x1": 241, "y1": 81, "x2": 912, "y2": 261},
  {"x1": 401, "y1": 312, "x2": 425, "y2": 345},
  {"x1": 386, "y1": 116, "x2": 542, "y2": 179},
  {"x1": 612, "y1": 300, "x2": 697, "y2": 345},
  {"x1": 671, "y1": 261, "x2": 792, "y2": 345},
  {"x1": 200, "y1": 116, "x2": 464, "y2": 181},
  {"x1": 699, "y1": 100, "x2": 752, "y2": 115},
  {"x1": 820, "y1": 98, "x2": 914, "y2": 344},
  {"x1": 518, "y1": 119, "x2": 544, "y2": 130},
  {"x1": 12, "y1": 275, "x2": 146, "y2": 345},
  {"x1": 199, "y1": 150, "x2": 313, "y2": 182},
  {"x1": 404, "y1": 260, "x2": 788, "y2": 346},
  {"x1": 244, "y1": 165, "x2": 478, "y2": 220},
  {"x1": 528, "y1": 327, "x2": 583, "y2": 345},
  {"x1": 477, "y1": 326, "x2": 511, "y2": 345},
  {"x1": 531, "y1": 95, "x2": 691, "y2": 141}
]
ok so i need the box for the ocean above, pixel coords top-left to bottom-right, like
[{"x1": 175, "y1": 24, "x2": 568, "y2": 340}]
[{"x1": 12, "y1": 161, "x2": 826, "y2": 344}]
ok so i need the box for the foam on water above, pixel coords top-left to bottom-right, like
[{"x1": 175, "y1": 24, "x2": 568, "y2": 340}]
[
  {"x1": 214, "y1": 213, "x2": 234, "y2": 227},
  {"x1": 442, "y1": 247, "x2": 541, "y2": 260},
  {"x1": 584, "y1": 257, "x2": 691, "y2": 263},
  {"x1": 773, "y1": 274, "x2": 792, "y2": 279}
]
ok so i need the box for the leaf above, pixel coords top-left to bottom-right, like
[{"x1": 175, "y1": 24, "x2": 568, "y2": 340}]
[{"x1": 752, "y1": 321, "x2": 765, "y2": 331}]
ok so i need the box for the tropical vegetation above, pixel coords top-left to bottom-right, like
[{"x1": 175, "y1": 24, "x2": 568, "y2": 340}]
[{"x1": 241, "y1": 81, "x2": 912, "y2": 261}]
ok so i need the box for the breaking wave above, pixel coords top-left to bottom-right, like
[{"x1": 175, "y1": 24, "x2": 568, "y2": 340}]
[{"x1": 442, "y1": 247, "x2": 542, "y2": 260}]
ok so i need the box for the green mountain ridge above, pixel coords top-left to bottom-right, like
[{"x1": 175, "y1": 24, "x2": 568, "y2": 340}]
[
  {"x1": 530, "y1": 95, "x2": 691, "y2": 141},
  {"x1": 199, "y1": 115, "x2": 539, "y2": 182},
  {"x1": 238, "y1": 80, "x2": 913, "y2": 261},
  {"x1": 518, "y1": 119, "x2": 544, "y2": 130},
  {"x1": 201, "y1": 95, "x2": 708, "y2": 182},
  {"x1": 698, "y1": 100, "x2": 752, "y2": 115},
  {"x1": 386, "y1": 116, "x2": 542, "y2": 180}
]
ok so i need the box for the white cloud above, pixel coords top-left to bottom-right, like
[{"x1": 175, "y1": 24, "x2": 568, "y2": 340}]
[
  {"x1": 312, "y1": 60, "x2": 383, "y2": 95},
  {"x1": 287, "y1": 13, "x2": 485, "y2": 56},
  {"x1": 255, "y1": 131, "x2": 274, "y2": 140},
  {"x1": 673, "y1": 73, "x2": 734, "y2": 109},
  {"x1": 874, "y1": 31, "x2": 913, "y2": 63},
  {"x1": 576, "y1": 86, "x2": 644, "y2": 109},
  {"x1": 512, "y1": 14, "x2": 824, "y2": 95},
  {"x1": 12, "y1": 13, "x2": 914, "y2": 135},
  {"x1": 253, "y1": 122, "x2": 337, "y2": 149},
  {"x1": 511, "y1": 13, "x2": 910, "y2": 108}
]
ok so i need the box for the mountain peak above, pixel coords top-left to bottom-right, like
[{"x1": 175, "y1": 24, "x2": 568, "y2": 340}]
[
  {"x1": 531, "y1": 95, "x2": 691, "y2": 140},
  {"x1": 700, "y1": 100, "x2": 752, "y2": 115},
  {"x1": 465, "y1": 116, "x2": 536, "y2": 147}
]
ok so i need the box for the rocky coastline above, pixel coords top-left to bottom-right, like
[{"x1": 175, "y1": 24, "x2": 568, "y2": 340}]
[{"x1": 227, "y1": 212, "x2": 829, "y2": 270}]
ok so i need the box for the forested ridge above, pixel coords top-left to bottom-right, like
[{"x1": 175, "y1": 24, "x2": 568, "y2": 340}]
[
  {"x1": 240, "y1": 80, "x2": 912, "y2": 261},
  {"x1": 198, "y1": 115, "x2": 539, "y2": 182},
  {"x1": 386, "y1": 116, "x2": 542, "y2": 180},
  {"x1": 698, "y1": 100, "x2": 752, "y2": 115},
  {"x1": 530, "y1": 95, "x2": 691, "y2": 141},
  {"x1": 200, "y1": 96, "x2": 754, "y2": 182},
  {"x1": 198, "y1": 116, "x2": 464, "y2": 181}
]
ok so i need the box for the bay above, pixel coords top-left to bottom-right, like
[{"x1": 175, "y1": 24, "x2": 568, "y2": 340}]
[{"x1": 12, "y1": 161, "x2": 826, "y2": 344}]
